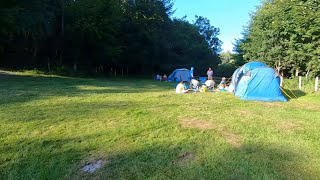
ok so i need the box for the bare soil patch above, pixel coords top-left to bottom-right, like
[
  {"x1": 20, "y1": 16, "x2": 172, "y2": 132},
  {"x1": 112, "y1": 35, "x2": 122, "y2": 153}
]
[
  {"x1": 260, "y1": 102, "x2": 285, "y2": 108},
  {"x1": 220, "y1": 132, "x2": 243, "y2": 148},
  {"x1": 179, "y1": 118, "x2": 243, "y2": 148},
  {"x1": 81, "y1": 158, "x2": 109, "y2": 174},
  {"x1": 174, "y1": 152, "x2": 195, "y2": 165},
  {"x1": 237, "y1": 110, "x2": 254, "y2": 116},
  {"x1": 180, "y1": 118, "x2": 216, "y2": 130},
  {"x1": 277, "y1": 121, "x2": 301, "y2": 131}
]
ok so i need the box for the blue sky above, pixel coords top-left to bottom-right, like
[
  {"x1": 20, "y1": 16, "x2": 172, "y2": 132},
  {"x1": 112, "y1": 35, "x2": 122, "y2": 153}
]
[{"x1": 172, "y1": 0, "x2": 262, "y2": 52}]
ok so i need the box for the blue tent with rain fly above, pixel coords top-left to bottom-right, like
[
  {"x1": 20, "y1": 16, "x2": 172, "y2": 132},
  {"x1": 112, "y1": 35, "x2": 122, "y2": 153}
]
[
  {"x1": 168, "y1": 68, "x2": 191, "y2": 82},
  {"x1": 231, "y1": 61, "x2": 287, "y2": 102}
]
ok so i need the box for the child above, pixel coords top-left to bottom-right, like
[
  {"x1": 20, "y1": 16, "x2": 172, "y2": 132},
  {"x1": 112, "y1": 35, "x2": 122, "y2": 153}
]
[
  {"x1": 156, "y1": 74, "x2": 162, "y2": 81},
  {"x1": 218, "y1": 83, "x2": 226, "y2": 92},
  {"x1": 220, "y1": 77, "x2": 226, "y2": 85}
]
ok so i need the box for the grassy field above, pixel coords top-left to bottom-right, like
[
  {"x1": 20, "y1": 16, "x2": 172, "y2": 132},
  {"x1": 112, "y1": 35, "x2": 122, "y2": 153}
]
[{"x1": 0, "y1": 71, "x2": 320, "y2": 179}]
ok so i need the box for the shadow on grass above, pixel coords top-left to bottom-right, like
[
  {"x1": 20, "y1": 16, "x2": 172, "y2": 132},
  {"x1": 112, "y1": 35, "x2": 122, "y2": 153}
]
[
  {"x1": 282, "y1": 88, "x2": 307, "y2": 100},
  {"x1": 79, "y1": 143, "x2": 314, "y2": 179},
  {"x1": 0, "y1": 136, "x2": 87, "y2": 179},
  {"x1": 0, "y1": 129, "x2": 316, "y2": 180},
  {"x1": 0, "y1": 73, "x2": 175, "y2": 106}
]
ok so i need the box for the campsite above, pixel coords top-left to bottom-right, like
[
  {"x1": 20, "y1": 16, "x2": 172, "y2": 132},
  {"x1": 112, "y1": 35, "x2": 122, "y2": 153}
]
[
  {"x1": 1, "y1": 0, "x2": 320, "y2": 179},
  {"x1": 1, "y1": 71, "x2": 320, "y2": 179}
]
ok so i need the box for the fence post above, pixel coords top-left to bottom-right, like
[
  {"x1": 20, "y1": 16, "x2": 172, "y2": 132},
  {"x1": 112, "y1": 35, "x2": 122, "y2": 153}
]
[
  {"x1": 316, "y1": 77, "x2": 319, "y2": 92},
  {"x1": 299, "y1": 76, "x2": 302, "y2": 90},
  {"x1": 280, "y1": 76, "x2": 284, "y2": 87}
]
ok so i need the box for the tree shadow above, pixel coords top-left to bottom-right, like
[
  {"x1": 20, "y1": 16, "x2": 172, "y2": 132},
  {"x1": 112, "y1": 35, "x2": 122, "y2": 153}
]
[
  {"x1": 0, "y1": 135, "x2": 92, "y2": 179},
  {"x1": 78, "y1": 143, "x2": 316, "y2": 179},
  {"x1": 0, "y1": 130, "x2": 317, "y2": 179},
  {"x1": 0, "y1": 73, "x2": 175, "y2": 106}
]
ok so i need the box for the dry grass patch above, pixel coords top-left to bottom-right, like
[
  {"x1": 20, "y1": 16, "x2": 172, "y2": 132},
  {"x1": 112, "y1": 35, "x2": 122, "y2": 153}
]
[
  {"x1": 292, "y1": 103, "x2": 319, "y2": 111},
  {"x1": 220, "y1": 131, "x2": 243, "y2": 148},
  {"x1": 179, "y1": 118, "x2": 243, "y2": 148},
  {"x1": 277, "y1": 121, "x2": 302, "y2": 132},
  {"x1": 236, "y1": 110, "x2": 254, "y2": 116},
  {"x1": 259, "y1": 102, "x2": 285, "y2": 108},
  {"x1": 180, "y1": 118, "x2": 216, "y2": 130}
]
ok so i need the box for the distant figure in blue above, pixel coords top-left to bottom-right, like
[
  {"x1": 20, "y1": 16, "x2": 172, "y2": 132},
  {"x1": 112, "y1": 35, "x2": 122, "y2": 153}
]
[{"x1": 190, "y1": 67, "x2": 194, "y2": 79}]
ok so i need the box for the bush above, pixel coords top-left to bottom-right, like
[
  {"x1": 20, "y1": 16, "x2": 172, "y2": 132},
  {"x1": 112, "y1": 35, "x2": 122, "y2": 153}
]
[
  {"x1": 214, "y1": 63, "x2": 237, "y2": 78},
  {"x1": 283, "y1": 76, "x2": 318, "y2": 94}
]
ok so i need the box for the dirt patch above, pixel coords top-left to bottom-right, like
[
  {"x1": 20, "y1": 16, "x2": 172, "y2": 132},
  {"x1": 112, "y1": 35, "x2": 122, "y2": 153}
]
[
  {"x1": 293, "y1": 103, "x2": 319, "y2": 111},
  {"x1": 221, "y1": 132, "x2": 243, "y2": 148},
  {"x1": 277, "y1": 121, "x2": 301, "y2": 131},
  {"x1": 180, "y1": 118, "x2": 216, "y2": 130},
  {"x1": 174, "y1": 152, "x2": 195, "y2": 165},
  {"x1": 179, "y1": 118, "x2": 243, "y2": 148},
  {"x1": 237, "y1": 110, "x2": 254, "y2": 116},
  {"x1": 81, "y1": 158, "x2": 109, "y2": 174},
  {"x1": 260, "y1": 102, "x2": 285, "y2": 108}
]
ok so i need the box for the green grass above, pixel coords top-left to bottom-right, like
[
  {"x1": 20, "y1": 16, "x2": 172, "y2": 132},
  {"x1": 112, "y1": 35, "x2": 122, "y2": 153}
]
[{"x1": 0, "y1": 72, "x2": 320, "y2": 179}]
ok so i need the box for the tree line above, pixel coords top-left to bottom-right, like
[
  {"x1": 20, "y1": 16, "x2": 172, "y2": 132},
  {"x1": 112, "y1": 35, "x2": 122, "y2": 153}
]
[
  {"x1": 235, "y1": 0, "x2": 320, "y2": 77},
  {"x1": 0, "y1": 0, "x2": 222, "y2": 76}
]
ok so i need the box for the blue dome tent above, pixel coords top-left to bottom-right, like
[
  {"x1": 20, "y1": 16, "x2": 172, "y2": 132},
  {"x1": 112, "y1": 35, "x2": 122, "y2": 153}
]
[
  {"x1": 168, "y1": 68, "x2": 191, "y2": 82},
  {"x1": 231, "y1": 62, "x2": 287, "y2": 102}
]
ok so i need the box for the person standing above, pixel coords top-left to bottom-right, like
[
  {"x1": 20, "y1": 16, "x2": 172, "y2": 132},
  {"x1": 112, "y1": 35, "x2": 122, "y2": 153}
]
[
  {"x1": 190, "y1": 67, "x2": 194, "y2": 78},
  {"x1": 207, "y1": 67, "x2": 213, "y2": 80}
]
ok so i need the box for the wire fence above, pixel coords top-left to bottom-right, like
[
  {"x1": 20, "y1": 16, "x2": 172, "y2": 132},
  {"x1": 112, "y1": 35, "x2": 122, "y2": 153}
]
[{"x1": 282, "y1": 76, "x2": 319, "y2": 93}]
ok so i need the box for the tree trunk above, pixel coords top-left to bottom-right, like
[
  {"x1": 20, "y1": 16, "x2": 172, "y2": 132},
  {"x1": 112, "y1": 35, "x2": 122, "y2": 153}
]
[
  {"x1": 122, "y1": 67, "x2": 124, "y2": 77},
  {"x1": 295, "y1": 68, "x2": 300, "y2": 77},
  {"x1": 126, "y1": 65, "x2": 129, "y2": 76},
  {"x1": 59, "y1": 50, "x2": 63, "y2": 66},
  {"x1": 73, "y1": 62, "x2": 77, "y2": 72},
  {"x1": 61, "y1": 0, "x2": 64, "y2": 36},
  {"x1": 47, "y1": 58, "x2": 51, "y2": 72},
  {"x1": 306, "y1": 70, "x2": 310, "y2": 79},
  {"x1": 32, "y1": 47, "x2": 38, "y2": 65},
  {"x1": 60, "y1": 0, "x2": 65, "y2": 66}
]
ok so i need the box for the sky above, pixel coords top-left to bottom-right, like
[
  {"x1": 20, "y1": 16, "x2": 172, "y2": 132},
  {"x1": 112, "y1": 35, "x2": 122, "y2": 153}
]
[{"x1": 172, "y1": 0, "x2": 262, "y2": 52}]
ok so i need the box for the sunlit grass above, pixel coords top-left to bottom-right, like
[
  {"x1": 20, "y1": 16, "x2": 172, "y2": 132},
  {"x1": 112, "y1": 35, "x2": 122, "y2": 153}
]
[{"x1": 0, "y1": 72, "x2": 319, "y2": 179}]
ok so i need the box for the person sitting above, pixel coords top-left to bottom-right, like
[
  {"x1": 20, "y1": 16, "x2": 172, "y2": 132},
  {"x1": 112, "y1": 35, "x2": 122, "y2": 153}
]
[
  {"x1": 162, "y1": 74, "x2": 167, "y2": 81},
  {"x1": 190, "y1": 78, "x2": 200, "y2": 92},
  {"x1": 176, "y1": 81, "x2": 188, "y2": 94},
  {"x1": 156, "y1": 74, "x2": 162, "y2": 81},
  {"x1": 205, "y1": 79, "x2": 215, "y2": 91},
  {"x1": 218, "y1": 83, "x2": 226, "y2": 92},
  {"x1": 220, "y1": 77, "x2": 226, "y2": 85}
]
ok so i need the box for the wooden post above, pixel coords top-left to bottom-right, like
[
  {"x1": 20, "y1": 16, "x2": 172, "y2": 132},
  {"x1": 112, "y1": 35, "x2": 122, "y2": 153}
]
[
  {"x1": 122, "y1": 67, "x2": 124, "y2": 78},
  {"x1": 115, "y1": 68, "x2": 117, "y2": 77},
  {"x1": 280, "y1": 76, "x2": 284, "y2": 87},
  {"x1": 316, "y1": 77, "x2": 319, "y2": 92},
  {"x1": 299, "y1": 76, "x2": 302, "y2": 90}
]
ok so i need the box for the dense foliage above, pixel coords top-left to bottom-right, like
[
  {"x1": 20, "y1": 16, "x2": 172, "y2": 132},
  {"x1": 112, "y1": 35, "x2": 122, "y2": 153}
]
[
  {"x1": 0, "y1": 0, "x2": 222, "y2": 76},
  {"x1": 236, "y1": 0, "x2": 320, "y2": 77}
]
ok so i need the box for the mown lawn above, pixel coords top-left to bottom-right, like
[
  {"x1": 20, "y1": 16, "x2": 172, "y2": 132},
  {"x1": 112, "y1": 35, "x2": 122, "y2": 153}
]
[{"x1": 0, "y1": 72, "x2": 320, "y2": 179}]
